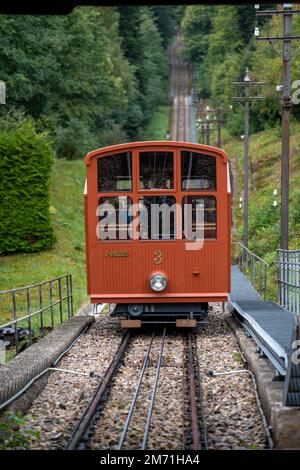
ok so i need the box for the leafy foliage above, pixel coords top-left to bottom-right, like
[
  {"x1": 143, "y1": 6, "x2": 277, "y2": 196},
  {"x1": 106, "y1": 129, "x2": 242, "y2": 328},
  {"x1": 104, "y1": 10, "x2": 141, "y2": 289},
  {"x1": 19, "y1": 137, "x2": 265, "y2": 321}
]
[
  {"x1": 181, "y1": 5, "x2": 282, "y2": 135},
  {"x1": 117, "y1": 6, "x2": 170, "y2": 134},
  {"x1": 182, "y1": 6, "x2": 215, "y2": 64},
  {"x1": 0, "y1": 6, "x2": 181, "y2": 159},
  {"x1": 0, "y1": 119, "x2": 55, "y2": 253},
  {"x1": 0, "y1": 411, "x2": 40, "y2": 449},
  {"x1": 152, "y1": 5, "x2": 185, "y2": 49}
]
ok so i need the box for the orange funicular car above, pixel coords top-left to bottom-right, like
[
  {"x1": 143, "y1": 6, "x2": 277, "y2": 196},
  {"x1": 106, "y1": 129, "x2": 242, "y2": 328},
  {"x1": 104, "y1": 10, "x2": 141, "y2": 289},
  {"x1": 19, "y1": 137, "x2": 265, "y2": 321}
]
[{"x1": 84, "y1": 141, "x2": 231, "y2": 327}]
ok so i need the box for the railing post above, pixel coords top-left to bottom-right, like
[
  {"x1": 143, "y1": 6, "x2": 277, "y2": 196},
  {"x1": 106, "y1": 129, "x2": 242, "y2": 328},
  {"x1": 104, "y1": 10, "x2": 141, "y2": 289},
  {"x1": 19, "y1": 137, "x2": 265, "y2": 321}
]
[
  {"x1": 58, "y1": 277, "x2": 63, "y2": 323},
  {"x1": 66, "y1": 276, "x2": 71, "y2": 319},
  {"x1": 297, "y1": 252, "x2": 300, "y2": 315},
  {"x1": 244, "y1": 246, "x2": 248, "y2": 272},
  {"x1": 26, "y1": 287, "x2": 32, "y2": 346},
  {"x1": 39, "y1": 284, "x2": 44, "y2": 336},
  {"x1": 238, "y1": 243, "x2": 242, "y2": 270},
  {"x1": 264, "y1": 264, "x2": 267, "y2": 301},
  {"x1": 278, "y1": 250, "x2": 283, "y2": 307},
  {"x1": 284, "y1": 250, "x2": 288, "y2": 309},
  {"x1": 259, "y1": 260, "x2": 262, "y2": 297},
  {"x1": 251, "y1": 255, "x2": 255, "y2": 287},
  {"x1": 49, "y1": 280, "x2": 54, "y2": 329},
  {"x1": 291, "y1": 252, "x2": 295, "y2": 314},
  {"x1": 12, "y1": 291, "x2": 18, "y2": 355},
  {"x1": 70, "y1": 275, "x2": 74, "y2": 317},
  {"x1": 287, "y1": 250, "x2": 291, "y2": 312}
]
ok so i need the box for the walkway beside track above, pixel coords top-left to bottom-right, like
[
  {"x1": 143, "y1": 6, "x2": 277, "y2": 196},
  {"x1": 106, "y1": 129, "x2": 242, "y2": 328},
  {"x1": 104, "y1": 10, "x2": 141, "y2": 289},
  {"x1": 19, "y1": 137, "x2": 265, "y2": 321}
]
[{"x1": 229, "y1": 266, "x2": 295, "y2": 376}]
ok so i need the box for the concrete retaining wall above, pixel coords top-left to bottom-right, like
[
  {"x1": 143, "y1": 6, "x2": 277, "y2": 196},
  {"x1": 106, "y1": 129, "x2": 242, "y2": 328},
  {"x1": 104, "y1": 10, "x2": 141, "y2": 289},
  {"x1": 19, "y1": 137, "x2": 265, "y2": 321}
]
[
  {"x1": 227, "y1": 316, "x2": 300, "y2": 449},
  {"x1": 0, "y1": 306, "x2": 94, "y2": 413}
]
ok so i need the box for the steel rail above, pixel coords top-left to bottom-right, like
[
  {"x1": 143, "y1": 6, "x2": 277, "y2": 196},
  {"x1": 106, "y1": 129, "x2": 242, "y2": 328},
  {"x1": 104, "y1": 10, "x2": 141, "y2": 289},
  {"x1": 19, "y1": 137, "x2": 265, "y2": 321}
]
[
  {"x1": 142, "y1": 327, "x2": 166, "y2": 449},
  {"x1": 117, "y1": 331, "x2": 156, "y2": 449},
  {"x1": 65, "y1": 331, "x2": 131, "y2": 450},
  {"x1": 187, "y1": 332, "x2": 200, "y2": 449},
  {"x1": 185, "y1": 332, "x2": 208, "y2": 450},
  {"x1": 192, "y1": 333, "x2": 208, "y2": 450},
  {"x1": 118, "y1": 328, "x2": 166, "y2": 450}
]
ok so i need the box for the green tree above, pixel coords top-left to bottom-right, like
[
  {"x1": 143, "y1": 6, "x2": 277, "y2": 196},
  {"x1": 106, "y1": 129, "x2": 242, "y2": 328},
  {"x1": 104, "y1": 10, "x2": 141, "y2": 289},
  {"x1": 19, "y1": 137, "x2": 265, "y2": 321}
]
[
  {"x1": 182, "y1": 6, "x2": 215, "y2": 63},
  {"x1": 0, "y1": 119, "x2": 55, "y2": 253},
  {"x1": 152, "y1": 6, "x2": 183, "y2": 48},
  {"x1": 0, "y1": 6, "x2": 173, "y2": 158}
]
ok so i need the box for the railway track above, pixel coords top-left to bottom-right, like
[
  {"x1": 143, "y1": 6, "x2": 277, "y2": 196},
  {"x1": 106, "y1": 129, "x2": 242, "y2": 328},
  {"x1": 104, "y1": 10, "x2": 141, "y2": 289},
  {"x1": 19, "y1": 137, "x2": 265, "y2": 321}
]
[
  {"x1": 66, "y1": 331, "x2": 131, "y2": 450},
  {"x1": 169, "y1": 33, "x2": 191, "y2": 142},
  {"x1": 117, "y1": 329, "x2": 166, "y2": 450},
  {"x1": 66, "y1": 328, "x2": 207, "y2": 450}
]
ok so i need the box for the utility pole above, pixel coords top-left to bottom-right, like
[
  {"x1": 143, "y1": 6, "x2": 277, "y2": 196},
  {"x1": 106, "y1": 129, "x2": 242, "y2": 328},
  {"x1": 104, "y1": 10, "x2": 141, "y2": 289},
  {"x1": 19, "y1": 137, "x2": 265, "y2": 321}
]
[
  {"x1": 255, "y1": 3, "x2": 300, "y2": 250},
  {"x1": 232, "y1": 69, "x2": 264, "y2": 249},
  {"x1": 217, "y1": 108, "x2": 222, "y2": 148},
  {"x1": 244, "y1": 73, "x2": 250, "y2": 250},
  {"x1": 282, "y1": 7, "x2": 292, "y2": 251},
  {"x1": 206, "y1": 117, "x2": 211, "y2": 146},
  {"x1": 205, "y1": 107, "x2": 226, "y2": 148},
  {"x1": 201, "y1": 121, "x2": 205, "y2": 144}
]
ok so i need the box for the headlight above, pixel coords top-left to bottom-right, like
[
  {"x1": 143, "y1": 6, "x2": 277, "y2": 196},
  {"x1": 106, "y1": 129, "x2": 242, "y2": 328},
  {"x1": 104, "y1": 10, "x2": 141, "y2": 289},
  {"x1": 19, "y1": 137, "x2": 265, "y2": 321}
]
[{"x1": 149, "y1": 274, "x2": 167, "y2": 292}]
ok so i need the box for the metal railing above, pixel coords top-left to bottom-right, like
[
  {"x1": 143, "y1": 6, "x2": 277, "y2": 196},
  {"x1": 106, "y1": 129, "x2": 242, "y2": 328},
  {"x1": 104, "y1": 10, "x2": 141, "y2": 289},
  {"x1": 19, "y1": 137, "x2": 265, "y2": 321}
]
[
  {"x1": 237, "y1": 242, "x2": 300, "y2": 314},
  {"x1": 238, "y1": 242, "x2": 269, "y2": 301},
  {"x1": 0, "y1": 274, "x2": 73, "y2": 361},
  {"x1": 277, "y1": 249, "x2": 300, "y2": 315}
]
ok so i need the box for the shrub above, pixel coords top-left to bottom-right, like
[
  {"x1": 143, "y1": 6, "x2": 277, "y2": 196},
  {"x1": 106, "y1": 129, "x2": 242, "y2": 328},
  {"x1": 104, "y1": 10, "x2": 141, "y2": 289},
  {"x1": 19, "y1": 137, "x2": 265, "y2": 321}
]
[
  {"x1": 0, "y1": 119, "x2": 55, "y2": 253},
  {"x1": 0, "y1": 411, "x2": 40, "y2": 449},
  {"x1": 98, "y1": 124, "x2": 128, "y2": 148}
]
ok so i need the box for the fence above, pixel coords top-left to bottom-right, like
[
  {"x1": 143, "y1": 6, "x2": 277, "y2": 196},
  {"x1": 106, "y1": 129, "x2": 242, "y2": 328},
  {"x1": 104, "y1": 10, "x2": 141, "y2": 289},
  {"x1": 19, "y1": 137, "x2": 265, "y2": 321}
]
[
  {"x1": 237, "y1": 242, "x2": 300, "y2": 314},
  {"x1": 277, "y1": 249, "x2": 300, "y2": 315},
  {"x1": 0, "y1": 274, "x2": 73, "y2": 361},
  {"x1": 238, "y1": 242, "x2": 269, "y2": 301}
]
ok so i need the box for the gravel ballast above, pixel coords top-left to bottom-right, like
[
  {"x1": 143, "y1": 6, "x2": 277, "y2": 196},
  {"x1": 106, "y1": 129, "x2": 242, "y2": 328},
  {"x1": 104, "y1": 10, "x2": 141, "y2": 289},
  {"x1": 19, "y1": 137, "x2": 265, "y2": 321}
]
[
  {"x1": 18, "y1": 306, "x2": 267, "y2": 450},
  {"x1": 197, "y1": 304, "x2": 267, "y2": 449},
  {"x1": 0, "y1": 314, "x2": 94, "y2": 412},
  {"x1": 88, "y1": 331, "x2": 185, "y2": 450},
  {"x1": 22, "y1": 317, "x2": 123, "y2": 449}
]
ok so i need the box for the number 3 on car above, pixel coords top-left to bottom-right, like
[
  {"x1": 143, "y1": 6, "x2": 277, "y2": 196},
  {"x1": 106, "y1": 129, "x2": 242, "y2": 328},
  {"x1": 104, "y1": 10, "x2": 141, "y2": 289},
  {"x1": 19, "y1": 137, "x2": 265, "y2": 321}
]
[{"x1": 154, "y1": 250, "x2": 163, "y2": 265}]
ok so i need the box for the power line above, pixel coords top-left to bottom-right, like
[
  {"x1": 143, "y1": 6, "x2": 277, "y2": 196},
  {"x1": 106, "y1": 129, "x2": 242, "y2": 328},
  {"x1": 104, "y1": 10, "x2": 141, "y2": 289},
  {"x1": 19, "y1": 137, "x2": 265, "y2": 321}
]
[{"x1": 231, "y1": 68, "x2": 265, "y2": 249}]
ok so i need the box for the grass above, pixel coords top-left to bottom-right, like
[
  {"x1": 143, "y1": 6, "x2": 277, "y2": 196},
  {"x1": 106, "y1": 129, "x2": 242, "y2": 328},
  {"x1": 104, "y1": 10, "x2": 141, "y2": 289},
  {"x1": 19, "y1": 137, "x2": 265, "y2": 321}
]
[
  {"x1": 139, "y1": 105, "x2": 169, "y2": 140},
  {"x1": 0, "y1": 159, "x2": 88, "y2": 324},
  {"x1": 232, "y1": 351, "x2": 244, "y2": 366},
  {"x1": 220, "y1": 120, "x2": 300, "y2": 300}
]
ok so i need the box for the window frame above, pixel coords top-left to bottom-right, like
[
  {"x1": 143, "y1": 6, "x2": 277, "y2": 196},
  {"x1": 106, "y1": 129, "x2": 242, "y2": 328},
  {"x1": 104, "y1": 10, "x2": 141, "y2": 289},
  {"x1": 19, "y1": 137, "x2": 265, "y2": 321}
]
[
  {"x1": 138, "y1": 194, "x2": 177, "y2": 241},
  {"x1": 97, "y1": 151, "x2": 133, "y2": 193},
  {"x1": 181, "y1": 195, "x2": 217, "y2": 241},
  {"x1": 137, "y1": 148, "x2": 177, "y2": 194},
  {"x1": 97, "y1": 195, "x2": 134, "y2": 241},
  {"x1": 180, "y1": 151, "x2": 217, "y2": 192}
]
